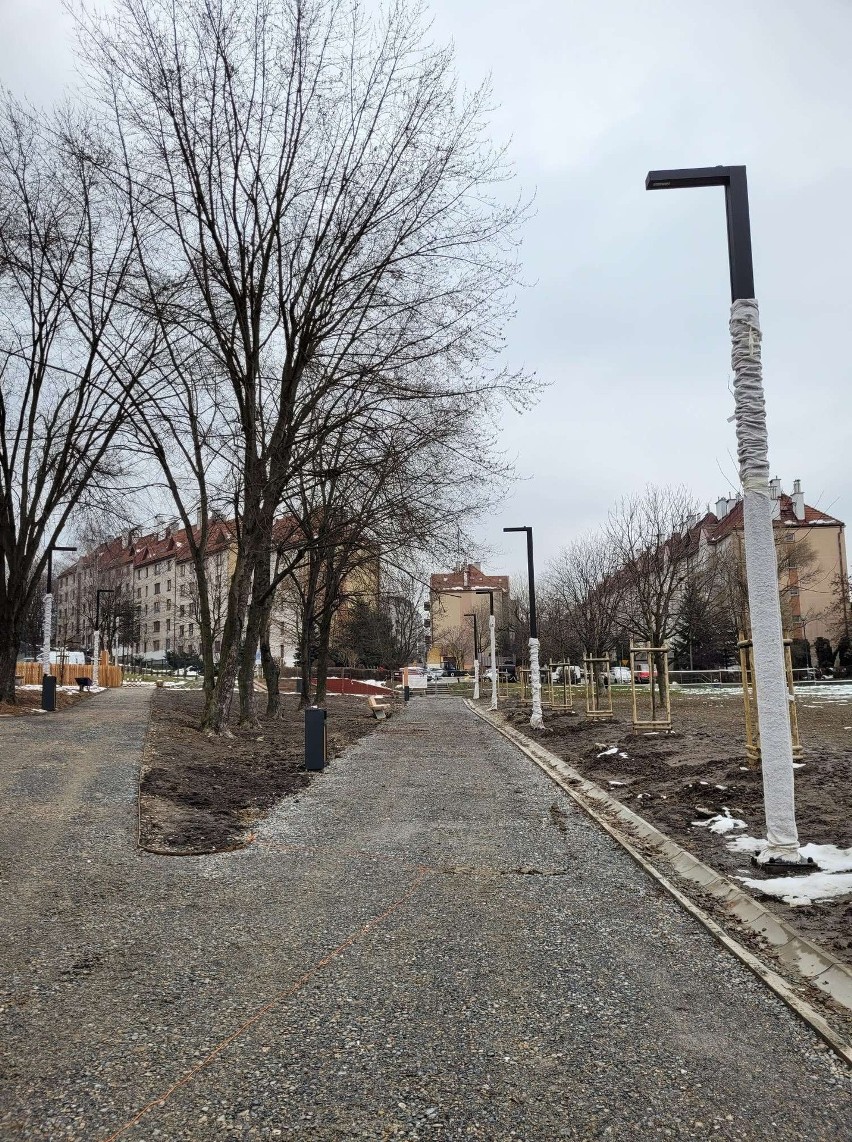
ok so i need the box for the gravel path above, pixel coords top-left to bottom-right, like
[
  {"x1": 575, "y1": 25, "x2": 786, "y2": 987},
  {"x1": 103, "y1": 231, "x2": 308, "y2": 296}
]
[{"x1": 1, "y1": 692, "x2": 850, "y2": 1141}]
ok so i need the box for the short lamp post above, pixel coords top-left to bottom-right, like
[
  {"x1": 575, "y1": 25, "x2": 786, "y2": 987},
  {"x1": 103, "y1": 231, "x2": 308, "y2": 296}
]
[
  {"x1": 475, "y1": 588, "x2": 499, "y2": 711},
  {"x1": 646, "y1": 165, "x2": 807, "y2": 868},
  {"x1": 503, "y1": 526, "x2": 543, "y2": 729},
  {"x1": 92, "y1": 588, "x2": 113, "y2": 688},
  {"x1": 464, "y1": 611, "x2": 480, "y2": 700}
]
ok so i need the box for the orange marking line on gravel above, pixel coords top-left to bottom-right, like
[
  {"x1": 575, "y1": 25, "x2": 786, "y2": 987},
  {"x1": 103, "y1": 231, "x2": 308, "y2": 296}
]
[
  {"x1": 257, "y1": 838, "x2": 438, "y2": 872},
  {"x1": 99, "y1": 866, "x2": 430, "y2": 1142}
]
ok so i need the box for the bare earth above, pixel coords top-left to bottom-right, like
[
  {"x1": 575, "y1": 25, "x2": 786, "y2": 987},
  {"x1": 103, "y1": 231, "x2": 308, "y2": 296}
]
[
  {"x1": 501, "y1": 683, "x2": 852, "y2": 962},
  {"x1": 139, "y1": 689, "x2": 385, "y2": 854}
]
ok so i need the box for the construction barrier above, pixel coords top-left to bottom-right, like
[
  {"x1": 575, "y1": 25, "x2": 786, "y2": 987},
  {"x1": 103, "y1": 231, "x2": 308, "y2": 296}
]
[{"x1": 16, "y1": 653, "x2": 124, "y2": 689}]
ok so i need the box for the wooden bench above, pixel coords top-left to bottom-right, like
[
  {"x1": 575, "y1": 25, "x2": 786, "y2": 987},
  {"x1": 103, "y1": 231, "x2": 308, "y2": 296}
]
[{"x1": 368, "y1": 694, "x2": 392, "y2": 720}]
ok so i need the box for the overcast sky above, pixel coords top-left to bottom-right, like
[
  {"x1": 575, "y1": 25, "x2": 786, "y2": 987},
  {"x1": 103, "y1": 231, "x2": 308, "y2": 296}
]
[{"x1": 3, "y1": 0, "x2": 850, "y2": 586}]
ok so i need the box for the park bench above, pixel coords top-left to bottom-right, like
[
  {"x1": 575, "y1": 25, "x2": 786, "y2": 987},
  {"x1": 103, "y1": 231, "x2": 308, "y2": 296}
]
[
  {"x1": 367, "y1": 694, "x2": 392, "y2": 720},
  {"x1": 75, "y1": 676, "x2": 93, "y2": 693}
]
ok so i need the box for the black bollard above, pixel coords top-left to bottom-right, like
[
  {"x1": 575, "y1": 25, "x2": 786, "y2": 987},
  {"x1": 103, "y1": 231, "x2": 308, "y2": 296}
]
[
  {"x1": 305, "y1": 706, "x2": 327, "y2": 771},
  {"x1": 41, "y1": 674, "x2": 57, "y2": 712}
]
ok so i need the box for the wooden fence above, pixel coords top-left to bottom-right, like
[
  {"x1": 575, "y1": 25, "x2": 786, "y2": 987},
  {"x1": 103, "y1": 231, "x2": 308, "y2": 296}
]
[{"x1": 16, "y1": 654, "x2": 124, "y2": 688}]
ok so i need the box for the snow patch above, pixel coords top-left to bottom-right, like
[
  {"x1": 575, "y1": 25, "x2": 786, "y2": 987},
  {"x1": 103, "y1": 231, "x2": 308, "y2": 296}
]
[
  {"x1": 739, "y1": 872, "x2": 852, "y2": 907},
  {"x1": 596, "y1": 746, "x2": 618, "y2": 758},
  {"x1": 692, "y1": 810, "x2": 746, "y2": 835}
]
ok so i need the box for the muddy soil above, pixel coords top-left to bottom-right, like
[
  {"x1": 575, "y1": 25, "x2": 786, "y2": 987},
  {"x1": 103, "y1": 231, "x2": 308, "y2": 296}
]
[
  {"x1": 140, "y1": 690, "x2": 382, "y2": 855},
  {"x1": 502, "y1": 685, "x2": 852, "y2": 963},
  {"x1": 0, "y1": 688, "x2": 84, "y2": 717}
]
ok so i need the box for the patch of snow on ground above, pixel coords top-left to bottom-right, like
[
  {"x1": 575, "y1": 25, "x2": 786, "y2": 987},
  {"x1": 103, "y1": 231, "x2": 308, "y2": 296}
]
[
  {"x1": 727, "y1": 835, "x2": 767, "y2": 855},
  {"x1": 739, "y1": 872, "x2": 852, "y2": 907},
  {"x1": 608, "y1": 780, "x2": 626, "y2": 787},
  {"x1": 727, "y1": 836, "x2": 852, "y2": 873},
  {"x1": 692, "y1": 811, "x2": 746, "y2": 834},
  {"x1": 596, "y1": 746, "x2": 618, "y2": 757}
]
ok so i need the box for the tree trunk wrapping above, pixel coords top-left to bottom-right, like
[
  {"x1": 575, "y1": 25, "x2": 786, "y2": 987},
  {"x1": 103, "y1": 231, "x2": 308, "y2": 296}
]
[
  {"x1": 92, "y1": 628, "x2": 100, "y2": 688},
  {"x1": 41, "y1": 594, "x2": 52, "y2": 677},
  {"x1": 489, "y1": 613, "x2": 497, "y2": 711},
  {"x1": 731, "y1": 298, "x2": 800, "y2": 859},
  {"x1": 529, "y1": 636, "x2": 543, "y2": 729}
]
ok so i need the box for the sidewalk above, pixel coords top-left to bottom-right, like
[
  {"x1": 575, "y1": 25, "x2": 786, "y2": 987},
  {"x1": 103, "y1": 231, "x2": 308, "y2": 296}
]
[{"x1": 1, "y1": 693, "x2": 849, "y2": 1140}]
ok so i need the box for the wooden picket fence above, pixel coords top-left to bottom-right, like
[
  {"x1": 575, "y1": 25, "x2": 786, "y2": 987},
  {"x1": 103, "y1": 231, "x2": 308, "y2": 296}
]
[{"x1": 16, "y1": 653, "x2": 124, "y2": 689}]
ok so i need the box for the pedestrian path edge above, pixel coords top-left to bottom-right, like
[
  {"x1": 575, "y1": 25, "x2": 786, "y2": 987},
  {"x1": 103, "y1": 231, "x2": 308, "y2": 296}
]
[{"x1": 465, "y1": 700, "x2": 852, "y2": 1067}]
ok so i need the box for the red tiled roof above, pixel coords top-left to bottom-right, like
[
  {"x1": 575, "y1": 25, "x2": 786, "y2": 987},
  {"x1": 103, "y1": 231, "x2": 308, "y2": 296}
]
[
  {"x1": 430, "y1": 564, "x2": 509, "y2": 593},
  {"x1": 709, "y1": 494, "x2": 842, "y2": 541},
  {"x1": 57, "y1": 515, "x2": 307, "y2": 578}
]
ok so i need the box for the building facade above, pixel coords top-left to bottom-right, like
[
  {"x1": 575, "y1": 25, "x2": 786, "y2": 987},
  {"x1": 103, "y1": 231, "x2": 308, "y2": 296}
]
[{"x1": 427, "y1": 563, "x2": 511, "y2": 671}]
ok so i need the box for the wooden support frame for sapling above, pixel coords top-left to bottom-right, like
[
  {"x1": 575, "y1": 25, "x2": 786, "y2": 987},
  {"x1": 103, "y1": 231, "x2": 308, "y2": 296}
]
[
  {"x1": 583, "y1": 655, "x2": 613, "y2": 719},
  {"x1": 629, "y1": 643, "x2": 672, "y2": 732},
  {"x1": 737, "y1": 634, "x2": 802, "y2": 767}
]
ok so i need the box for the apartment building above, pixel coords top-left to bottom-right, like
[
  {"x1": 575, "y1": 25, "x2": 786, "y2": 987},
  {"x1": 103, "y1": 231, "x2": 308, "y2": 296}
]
[
  {"x1": 706, "y1": 478, "x2": 848, "y2": 645},
  {"x1": 427, "y1": 563, "x2": 510, "y2": 671}
]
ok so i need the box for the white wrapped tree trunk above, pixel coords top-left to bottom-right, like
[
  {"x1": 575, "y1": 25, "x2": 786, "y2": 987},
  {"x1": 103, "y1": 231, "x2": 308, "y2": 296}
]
[
  {"x1": 92, "y1": 628, "x2": 100, "y2": 688},
  {"x1": 489, "y1": 614, "x2": 498, "y2": 711},
  {"x1": 473, "y1": 657, "x2": 480, "y2": 701},
  {"x1": 41, "y1": 594, "x2": 52, "y2": 677},
  {"x1": 529, "y1": 636, "x2": 543, "y2": 729},
  {"x1": 731, "y1": 299, "x2": 800, "y2": 861}
]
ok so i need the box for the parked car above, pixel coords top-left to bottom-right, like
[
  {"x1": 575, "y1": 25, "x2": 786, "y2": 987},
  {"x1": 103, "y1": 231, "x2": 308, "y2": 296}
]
[{"x1": 608, "y1": 666, "x2": 631, "y2": 684}]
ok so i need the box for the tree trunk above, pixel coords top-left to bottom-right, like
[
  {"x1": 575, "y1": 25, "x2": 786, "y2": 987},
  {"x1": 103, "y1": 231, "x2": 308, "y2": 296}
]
[
  {"x1": 260, "y1": 613, "x2": 280, "y2": 717},
  {"x1": 237, "y1": 550, "x2": 271, "y2": 726},
  {"x1": 313, "y1": 597, "x2": 336, "y2": 708},
  {"x1": 201, "y1": 548, "x2": 253, "y2": 735},
  {"x1": 0, "y1": 621, "x2": 21, "y2": 705}
]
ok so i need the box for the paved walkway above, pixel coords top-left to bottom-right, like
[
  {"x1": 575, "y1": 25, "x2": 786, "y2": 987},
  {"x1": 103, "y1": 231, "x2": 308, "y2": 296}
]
[{"x1": 0, "y1": 692, "x2": 850, "y2": 1141}]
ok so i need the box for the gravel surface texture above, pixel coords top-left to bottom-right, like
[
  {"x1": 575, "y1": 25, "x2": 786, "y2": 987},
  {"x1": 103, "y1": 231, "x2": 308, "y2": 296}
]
[{"x1": 1, "y1": 690, "x2": 850, "y2": 1141}]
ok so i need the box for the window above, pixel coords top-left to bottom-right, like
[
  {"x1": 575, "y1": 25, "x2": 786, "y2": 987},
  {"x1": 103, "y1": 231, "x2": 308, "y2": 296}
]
[
  {"x1": 154, "y1": 582, "x2": 161, "y2": 595},
  {"x1": 153, "y1": 621, "x2": 161, "y2": 633},
  {"x1": 189, "y1": 623, "x2": 194, "y2": 635},
  {"x1": 166, "y1": 599, "x2": 171, "y2": 611},
  {"x1": 179, "y1": 605, "x2": 185, "y2": 618},
  {"x1": 153, "y1": 601, "x2": 160, "y2": 614},
  {"x1": 166, "y1": 620, "x2": 171, "y2": 633},
  {"x1": 179, "y1": 625, "x2": 185, "y2": 637},
  {"x1": 153, "y1": 639, "x2": 160, "y2": 651},
  {"x1": 137, "y1": 587, "x2": 141, "y2": 599},
  {"x1": 180, "y1": 565, "x2": 185, "y2": 578},
  {"x1": 167, "y1": 580, "x2": 171, "y2": 591},
  {"x1": 165, "y1": 638, "x2": 171, "y2": 650},
  {"x1": 145, "y1": 585, "x2": 148, "y2": 597}
]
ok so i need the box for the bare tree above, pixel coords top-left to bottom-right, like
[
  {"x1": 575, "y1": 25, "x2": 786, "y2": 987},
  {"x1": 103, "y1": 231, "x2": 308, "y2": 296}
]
[
  {"x1": 543, "y1": 532, "x2": 623, "y2": 698},
  {"x1": 0, "y1": 100, "x2": 151, "y2": 701},
  {"x1": 84, "y1": 0, "x2": 530, "y2": 733},
  {"x1": 607, "y1": 485, "x2": 700, "y2": 704}
]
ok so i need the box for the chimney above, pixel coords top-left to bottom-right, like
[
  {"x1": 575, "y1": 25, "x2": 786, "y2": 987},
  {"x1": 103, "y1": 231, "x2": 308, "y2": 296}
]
[
  {"x1": 463, "y1": 564, "x2": 469, "y2": 589},
  {"x1": 715, "y1": 497, "x2": 728, "y2": 519},
  {"x1": 792, "y1": 478, "x2": 805, "y2": 521},
  {"x1": 726, "y1": 497, "x2": 737, "y2": 516},
  {"x1": 770, "y1": 477, "x2": 781, "y2": 520}
]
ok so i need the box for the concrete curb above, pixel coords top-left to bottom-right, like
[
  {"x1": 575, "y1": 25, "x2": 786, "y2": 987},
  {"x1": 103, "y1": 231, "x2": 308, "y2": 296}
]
[{"x1": 465, "y1": 700, "x2": 852, "y2": 1066}]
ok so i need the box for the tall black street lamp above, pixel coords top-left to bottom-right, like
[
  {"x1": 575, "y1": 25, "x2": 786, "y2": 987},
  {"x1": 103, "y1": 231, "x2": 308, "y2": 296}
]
[
  {"x1": 503, "y1": 526, "x2": 542, "y2": 728},
  {"x1": 646, "y1": 164, "x2": 806, "y2": 869},
  {"x1": 41, "y1": 544, "x2": 77, "y2": 711}
]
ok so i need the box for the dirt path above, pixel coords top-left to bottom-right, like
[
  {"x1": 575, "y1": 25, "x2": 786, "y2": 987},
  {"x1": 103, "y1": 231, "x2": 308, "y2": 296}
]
[{"x1": 1, "y1": 694, "x2": 849, "y2": 1140}]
